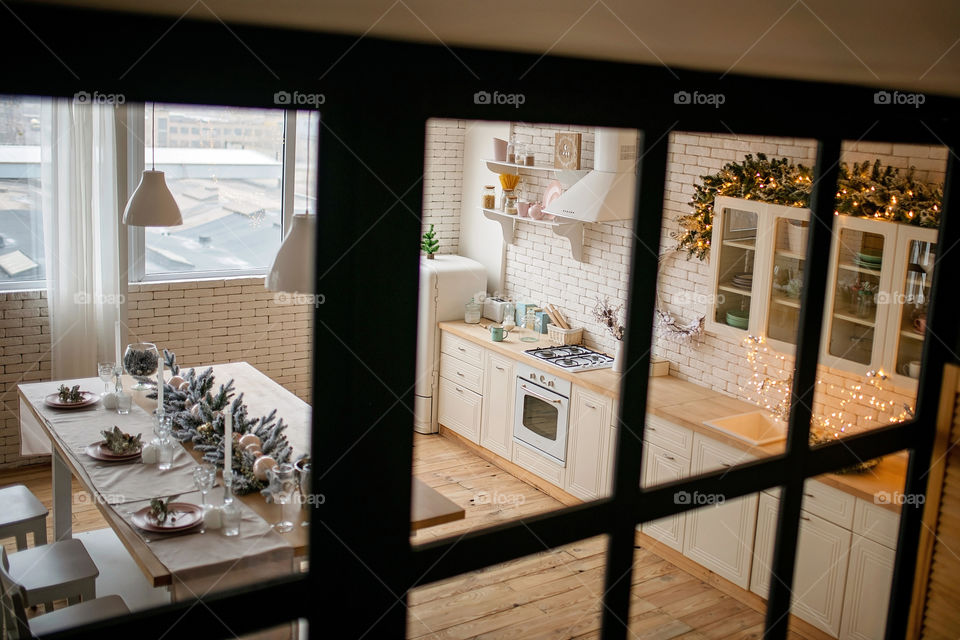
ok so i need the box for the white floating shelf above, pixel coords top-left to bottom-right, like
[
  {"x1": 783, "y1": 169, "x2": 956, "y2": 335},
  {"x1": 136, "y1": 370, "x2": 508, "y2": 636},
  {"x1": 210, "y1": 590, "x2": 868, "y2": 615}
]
[
  {"x1": 483, "y1": 159, "x2": 590, "y2": 186},
  {"x1": 479, "y1": 208, "x2": 585, "y2": 262}
]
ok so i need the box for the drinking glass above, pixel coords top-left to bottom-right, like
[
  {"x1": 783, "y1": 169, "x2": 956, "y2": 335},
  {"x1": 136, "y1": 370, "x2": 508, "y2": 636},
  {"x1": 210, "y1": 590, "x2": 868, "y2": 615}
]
[
  {"x1": 123, "y1": 342, "x2": 160, "y2": 391},
  {"x1": 267, "y1": 463, "x2": 297, "y2": 533},
  {"x1": 115, "y1": 392, "x2": 132, "y2": 415},
  {"x1": 221, "y1": 500, "x2": 241, "y2": 537},
  {"x1": 193, "y1": 463, "x2": 216, "y2": 509},
  {"x1": 97, "y1": 362, "x2": 115, "y2": 395},
  {"x1": 157, "y1": 438, "x2": 173, "y2": 471}
]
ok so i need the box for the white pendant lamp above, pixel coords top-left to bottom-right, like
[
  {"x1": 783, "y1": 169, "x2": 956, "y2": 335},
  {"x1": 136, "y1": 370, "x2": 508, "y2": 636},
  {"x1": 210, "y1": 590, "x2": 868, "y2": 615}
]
[
  {"x1": 266, "y1": 111, "x2": 316, "y2": 294},
  {"x1": 123, "y1": 103, "x2": 182, "y2": 227}
]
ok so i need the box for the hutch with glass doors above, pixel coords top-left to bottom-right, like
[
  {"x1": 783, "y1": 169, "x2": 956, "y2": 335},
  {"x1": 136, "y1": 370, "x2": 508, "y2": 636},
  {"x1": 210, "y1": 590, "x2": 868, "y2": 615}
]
[
  {"x1": 706, "y1": 196, "x2": 812, "y2": 354},
  {"x1": 707, "y1": 196, "x2": 935, "y2": 390}
]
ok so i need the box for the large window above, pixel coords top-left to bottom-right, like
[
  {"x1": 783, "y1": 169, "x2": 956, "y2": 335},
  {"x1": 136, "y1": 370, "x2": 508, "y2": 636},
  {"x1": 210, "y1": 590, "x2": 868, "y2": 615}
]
[
  {"x1": 142, "y1": 103, "x2": 286, "y2": 277},
  {"x1": 0, "y1": 96, "x2": 44, "y2": 285}
]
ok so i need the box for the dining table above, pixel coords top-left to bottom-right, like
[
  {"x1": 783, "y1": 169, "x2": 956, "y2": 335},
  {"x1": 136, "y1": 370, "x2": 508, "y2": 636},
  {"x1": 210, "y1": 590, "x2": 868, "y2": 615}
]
[{"x1": 17, "y1": 361, "x2": 464, "y2": 600}]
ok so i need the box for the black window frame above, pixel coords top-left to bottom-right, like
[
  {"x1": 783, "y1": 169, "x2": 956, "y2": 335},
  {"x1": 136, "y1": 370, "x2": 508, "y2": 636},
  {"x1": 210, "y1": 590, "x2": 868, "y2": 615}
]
[{"x1": 2, "y1": 4, "x2": 957, "y2": 639}]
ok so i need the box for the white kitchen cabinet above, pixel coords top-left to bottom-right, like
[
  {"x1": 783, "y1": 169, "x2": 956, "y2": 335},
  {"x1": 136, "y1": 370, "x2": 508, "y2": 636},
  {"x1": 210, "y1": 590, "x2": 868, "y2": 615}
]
[
  {"x1": 480, "y1": 352, "x2": 515, "y2": 459},
  {"x1": 682, "y1": 434, "x2": 758, "y2": 589},
  {"x1": 707, "y1": 196, "x2": 811, "y2": 352},
  {"x1": 751, "y1": 493, "x2": 851, "y2": 637},
  {"x1": 438, "y1": 377, "x2": 482, "y2": 443},
  {"x1": 839, "y1": 534, "x2": 895, "y2": 640},
  {"x1": 565, "y1": 386, "x2": 613, "y2": 500},
  {"x1": 640, "y1": 441, "x2": 691, "y2": 551}
]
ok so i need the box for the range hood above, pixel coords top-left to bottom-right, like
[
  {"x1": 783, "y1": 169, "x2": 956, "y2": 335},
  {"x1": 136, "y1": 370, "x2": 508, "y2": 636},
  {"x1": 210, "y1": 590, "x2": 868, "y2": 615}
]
[{"x1": 542, "y1": 128, "x2": 638, "y2": 223}]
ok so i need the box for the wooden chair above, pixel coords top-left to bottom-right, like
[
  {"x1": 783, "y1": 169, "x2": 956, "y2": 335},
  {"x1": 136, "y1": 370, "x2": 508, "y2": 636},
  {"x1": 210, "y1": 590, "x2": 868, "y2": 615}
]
[
  {"x1": 0, "y1": 539, "x2": 99, "y2": 615},
  {"x1": 0, "y1": 485, "x2": 48, "y2": 551},
  {"x1": 0, "y1": 558, "x2": 127, "y2": 639}
]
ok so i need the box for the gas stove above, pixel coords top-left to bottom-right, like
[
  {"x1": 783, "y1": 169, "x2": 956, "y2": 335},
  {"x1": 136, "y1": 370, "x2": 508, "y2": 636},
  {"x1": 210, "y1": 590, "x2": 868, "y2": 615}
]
[{"x1": 524, "y1": 345, "x2": 614, "y2": 372}]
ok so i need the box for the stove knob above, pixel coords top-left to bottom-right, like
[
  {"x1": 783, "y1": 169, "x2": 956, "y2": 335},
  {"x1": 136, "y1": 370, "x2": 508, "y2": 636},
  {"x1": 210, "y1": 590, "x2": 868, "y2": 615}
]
[
  {"x1": 539, "y1": 375, "x2": 546, "y2": 383},
  {"x1": 547, "y1": 381, "x2": 554, "y2": 387},
  {"x1": 529, "y1": 373, "x2": 536, "y2": 380}
]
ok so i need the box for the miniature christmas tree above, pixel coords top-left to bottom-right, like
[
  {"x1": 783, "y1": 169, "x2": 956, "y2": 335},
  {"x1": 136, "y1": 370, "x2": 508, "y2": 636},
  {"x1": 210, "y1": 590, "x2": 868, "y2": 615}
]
[{"x1": 421, "y1": 224, "x2": 440, "y2": 259}]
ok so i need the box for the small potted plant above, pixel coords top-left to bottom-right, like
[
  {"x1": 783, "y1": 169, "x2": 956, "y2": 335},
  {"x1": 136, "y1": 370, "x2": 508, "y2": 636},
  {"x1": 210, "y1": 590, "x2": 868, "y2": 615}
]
[
  {"x1": 421, "y1": 224, "x2": 439, "y2": 259},
  {"x1": 593, "y1": 297, "x2": 626, "y2": 372}
]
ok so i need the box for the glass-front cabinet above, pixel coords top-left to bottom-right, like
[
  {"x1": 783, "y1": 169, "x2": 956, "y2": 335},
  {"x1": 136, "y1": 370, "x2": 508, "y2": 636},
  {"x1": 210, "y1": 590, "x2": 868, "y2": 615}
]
[{"x1": 707, "y1": 197, "x2": 811, "y2": 349}]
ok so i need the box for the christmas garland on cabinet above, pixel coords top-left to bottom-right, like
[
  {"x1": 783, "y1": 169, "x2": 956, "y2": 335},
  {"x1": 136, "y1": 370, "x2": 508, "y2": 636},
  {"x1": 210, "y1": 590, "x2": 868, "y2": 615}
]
[
  {"x1": 674, "y1": 153, "x2": 943, "y2": 260},
  {"x1": 150, "y1": 350, "x2": 295, "y2": 495}
]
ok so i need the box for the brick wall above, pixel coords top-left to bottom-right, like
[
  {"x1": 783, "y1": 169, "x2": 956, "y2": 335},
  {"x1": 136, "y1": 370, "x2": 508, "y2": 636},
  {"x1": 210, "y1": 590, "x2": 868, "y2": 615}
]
[
  {"x1": 0, "y1": 292, "x2": 51, "y2": 468},
  {"x1": 498, "y1": 125, "x2": 946, "y2": 434},
  {"x1": 421, "y1": 119, "x2": 466, "y2": 254},
  {"x1": 0, "y1": 278, "x2": 312, "y2": 469}
]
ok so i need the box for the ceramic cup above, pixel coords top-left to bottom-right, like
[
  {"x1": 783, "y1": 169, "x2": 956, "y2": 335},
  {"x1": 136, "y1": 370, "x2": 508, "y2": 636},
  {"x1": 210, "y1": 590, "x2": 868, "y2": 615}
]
[
  {"x1": 901, "y1": 360, "x2": 921, "y2": 378},
  {"x1": 490, "y1": 326, "x2": 511, "y2": 342},
  {"x1": 517, "y1": 200, "x2": 530, "y2": 218},
  {"x1": 492, "y1": 138, "x2": 508, "y2": 162},
  {"x1": 913, "y1": 315, "x2": 926, "y2": 333}
]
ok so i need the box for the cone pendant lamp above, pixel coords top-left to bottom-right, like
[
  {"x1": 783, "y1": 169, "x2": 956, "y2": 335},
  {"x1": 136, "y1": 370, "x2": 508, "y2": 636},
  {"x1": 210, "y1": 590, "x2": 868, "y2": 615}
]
[
  {"x1": 123, "y1": 103, "x2": 182, "y2": 227},
  {"x1": 266, "y1": 111, "x2": 315, "y2": 293}
]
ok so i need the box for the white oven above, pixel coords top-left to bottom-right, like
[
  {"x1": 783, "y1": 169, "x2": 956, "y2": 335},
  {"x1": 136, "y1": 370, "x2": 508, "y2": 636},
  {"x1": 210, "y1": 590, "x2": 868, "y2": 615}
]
[{"x1": 514, "y1": 363, "x2": 571, "y2": 465}]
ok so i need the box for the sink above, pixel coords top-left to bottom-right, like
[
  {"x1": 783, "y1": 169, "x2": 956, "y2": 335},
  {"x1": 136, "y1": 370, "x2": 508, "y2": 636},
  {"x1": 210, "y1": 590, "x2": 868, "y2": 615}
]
[{"x1": 703, "y1": 411, "x2": 787, "y2": 446}]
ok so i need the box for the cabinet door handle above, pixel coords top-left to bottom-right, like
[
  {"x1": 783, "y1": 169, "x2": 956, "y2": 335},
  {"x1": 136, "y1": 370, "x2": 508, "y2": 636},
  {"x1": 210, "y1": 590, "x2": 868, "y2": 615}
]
[
  {"x1": 800, "y1": 515, "x2": 810, "y2": 521},
  {"x1": 457, "y1": 346, "x2": 466, "y2": 352},
  {"x1": 720, "y1": 462, "x2": 731, "y2": 468},
  {"x1": 803, "y1": 492, "x2": 815, "y2": 498},
  {"x1": 585, "y1": 402, "x2": 597, "y2": 409},
  {"x1": 648, "y1": 426, "x2": 656, "y2": 432},
  {"x1": 457, "y1": 371, "x2": 465, "y2": 377},
  {"x1": 455, "y1": 386, "x2": 464, "y2": 393},
  {"x1": 663, "y1": 454, "x2": 675, "y2": 461},
  {"x1": 495, "y1": 366, "x2": 505, "y2": 371}
]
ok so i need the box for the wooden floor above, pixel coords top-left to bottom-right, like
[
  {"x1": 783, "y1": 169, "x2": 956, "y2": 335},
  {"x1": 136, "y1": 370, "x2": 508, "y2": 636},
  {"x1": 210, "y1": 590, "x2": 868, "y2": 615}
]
[{"x1": 0, "y1": 434, "x2": 806, "y2": 639}]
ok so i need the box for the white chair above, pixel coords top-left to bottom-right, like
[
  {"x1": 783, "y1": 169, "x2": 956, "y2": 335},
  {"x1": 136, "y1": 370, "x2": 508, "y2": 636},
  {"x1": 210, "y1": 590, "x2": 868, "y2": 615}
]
[
  {"x1": 0, "y1": 485, "x2": 48, "y2": 551},
  {"x1": 0, "y1": 539, "x2": 99, "y2": 615},
  {"x1": 0, "y1": 556, "x2": 127, "y2": 639}
]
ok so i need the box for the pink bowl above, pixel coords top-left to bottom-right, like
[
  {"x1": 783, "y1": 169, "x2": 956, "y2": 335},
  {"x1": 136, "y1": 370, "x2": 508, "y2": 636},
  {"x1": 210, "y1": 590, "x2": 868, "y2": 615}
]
[{"x1": 529, "y1": 203, "x2": 543, "y2": 220}]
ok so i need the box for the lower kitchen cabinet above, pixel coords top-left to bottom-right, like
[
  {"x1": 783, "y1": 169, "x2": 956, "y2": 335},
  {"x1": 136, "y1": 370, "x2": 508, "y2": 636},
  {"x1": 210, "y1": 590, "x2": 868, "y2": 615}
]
[
  {"x1": 751, "y1": 493, "x2": 851, "y2": 637},
  {"x1": 640, "y1": 441, "x2": 690, "y2": 551},
  {"x1": 438, "y1": 376, "x2": 482, "y2": 443},
  {"x1": 480, "y1": 352, "x2": 514, "y2": 458},
  {"x1": 838, "y1": 534, "x2": 895, "y2": 640},
  {"x1": 682, "y1": 434, "x2": 758, "y2": 589},
  {"x1": 565, "y1": 387, "x2": 613, "y2": 500}
]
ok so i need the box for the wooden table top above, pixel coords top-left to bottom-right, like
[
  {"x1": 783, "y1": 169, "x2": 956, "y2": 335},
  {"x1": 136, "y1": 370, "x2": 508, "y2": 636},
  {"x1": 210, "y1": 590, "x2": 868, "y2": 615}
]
[{"x1": 19, "y1": 362, "x2": 464, "y2": 587}]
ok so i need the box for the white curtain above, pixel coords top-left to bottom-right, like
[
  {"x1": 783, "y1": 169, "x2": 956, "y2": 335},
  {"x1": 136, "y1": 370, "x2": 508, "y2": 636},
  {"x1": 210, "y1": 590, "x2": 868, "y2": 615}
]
[{"x1": 41, "y1": 98, "x2": 122, "y2": 379}]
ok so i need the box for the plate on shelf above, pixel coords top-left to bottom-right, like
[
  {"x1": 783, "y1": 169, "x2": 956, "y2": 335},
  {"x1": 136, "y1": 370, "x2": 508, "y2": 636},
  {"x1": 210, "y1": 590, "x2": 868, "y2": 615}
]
[
  {"x1": 542, "y1": 180, "x2": 563, "y2": 207},
  {"x1": 726, "y1": 309, "x2": 749, "y2": 329},
  {"x1": 85, "y1": 441, "x2": 142, "y2": 462},
  {"x1": 857, "y1": 252, "x2": 882, "y2": 264},
  {"x1": 44, "y1": 392, "x2": 100, "y2": 409},
  {"x1": 130, "y1": 503, "x2": 204, "y2": 533},
  {"x1": 852, "y1": 258, "x2": 882, "y2": 270}
]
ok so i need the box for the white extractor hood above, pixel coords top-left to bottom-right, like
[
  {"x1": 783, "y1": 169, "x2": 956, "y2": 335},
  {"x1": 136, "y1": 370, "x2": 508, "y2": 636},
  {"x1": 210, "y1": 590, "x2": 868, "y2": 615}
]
[{"x1": 542, "y1": 128, "x2": 638, "y2": 223}]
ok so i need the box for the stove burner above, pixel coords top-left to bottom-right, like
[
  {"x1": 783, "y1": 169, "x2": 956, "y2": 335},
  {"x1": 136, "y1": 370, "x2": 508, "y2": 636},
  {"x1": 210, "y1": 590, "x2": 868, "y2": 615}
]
[{"x1": 524, "y1": 345, "x2": 615, "y2": 372}]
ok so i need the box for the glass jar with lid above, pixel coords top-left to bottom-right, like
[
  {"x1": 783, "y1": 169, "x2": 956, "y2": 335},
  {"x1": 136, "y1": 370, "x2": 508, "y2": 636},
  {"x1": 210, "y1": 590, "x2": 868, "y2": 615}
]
[
  {"x1": 481, "y1": 185, "x2": 496, "y2": 210},
  {"x1": 503, "y1": 191, "x2": 518, "y2": 215},
  {"x1": 464, "y1": 299, "x2": 482, "y2": 324},
  {"x1": 506, "y1": 140, "x2": 516, "y2": 164}
]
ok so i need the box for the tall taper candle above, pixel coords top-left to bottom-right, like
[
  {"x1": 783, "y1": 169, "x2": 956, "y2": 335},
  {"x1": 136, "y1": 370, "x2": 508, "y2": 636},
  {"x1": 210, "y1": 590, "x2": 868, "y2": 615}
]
[
  {"x1": 115, "y1": 320, "x2": 122, "y2": 366},
  {"x1": 156, "y1": 357, "x2": 164, "y2": 409},
  {"x1": 224, "y1": 410, "x2": 232, "y2": 476}
]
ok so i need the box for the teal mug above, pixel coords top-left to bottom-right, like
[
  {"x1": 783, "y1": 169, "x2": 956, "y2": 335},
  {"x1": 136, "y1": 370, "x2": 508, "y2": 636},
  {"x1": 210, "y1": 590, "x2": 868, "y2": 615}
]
[{"x1": 490, "y1": 326, "x2": 511, "y2": 342}]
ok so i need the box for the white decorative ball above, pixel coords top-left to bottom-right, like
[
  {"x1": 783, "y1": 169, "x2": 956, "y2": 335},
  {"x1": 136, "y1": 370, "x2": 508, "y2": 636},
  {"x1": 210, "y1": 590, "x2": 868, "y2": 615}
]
[
  {"x1": 238, "y1": 434, "x2": 262, "y2": 449},
  {"x1": 190, "y1": 404, "x2": 201, "y2": 418},
  {"x1": 168, "y1": 375, "x2": 185, "y2": 389},
  {"x1": 101, "y1": 392, "x2": 118, "y2": 410},
  {"x1": 244, "y1": 443, "x2": 262, "y2": 456},
  {"x1": 178, "y1": 381, "x2": 190, "y2": 392},
  {"x1": 253, "y1": 455, "x2": 277, "y2": 481}
]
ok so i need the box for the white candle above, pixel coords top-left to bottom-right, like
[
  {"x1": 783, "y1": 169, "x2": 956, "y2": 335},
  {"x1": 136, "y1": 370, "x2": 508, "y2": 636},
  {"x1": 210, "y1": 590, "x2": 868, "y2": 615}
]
[
  {"x1": 115, "y1": 320, "x2": 122, "y2": 366},
  {"x1": 224, "y1": 410, "x2": 232, "y2": 476},
  {"x1": 157, "y1": 358, "x2": 164, "y2": 408}
]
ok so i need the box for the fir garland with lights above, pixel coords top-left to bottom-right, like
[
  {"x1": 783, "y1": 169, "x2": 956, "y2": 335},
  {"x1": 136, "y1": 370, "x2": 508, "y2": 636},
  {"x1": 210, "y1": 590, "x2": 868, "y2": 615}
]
[{"x1": 674, "y1": 154, "x2": 942, "y2": 260}]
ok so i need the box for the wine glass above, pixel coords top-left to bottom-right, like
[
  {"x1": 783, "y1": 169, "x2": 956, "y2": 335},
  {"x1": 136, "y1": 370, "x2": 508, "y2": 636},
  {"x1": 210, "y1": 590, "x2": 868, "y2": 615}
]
[
  {"x1": 124, "y1": 342, "x2": 159, "y2": 391},
  {"x1": 97, "y1": 362, "x2": 115, "y2": 395},
  {"x1": 267, "y1": 463, "x2": 297, "y2": 533},
  {"x1": 192, "y1": 463, "x2": 216, "y2": 532}
]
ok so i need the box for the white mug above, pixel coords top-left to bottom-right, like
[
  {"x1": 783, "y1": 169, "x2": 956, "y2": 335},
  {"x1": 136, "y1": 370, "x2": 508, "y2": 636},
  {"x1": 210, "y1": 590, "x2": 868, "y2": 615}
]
[{"x1": 900, "y1": 360, "x2": 921, "y2": 379}]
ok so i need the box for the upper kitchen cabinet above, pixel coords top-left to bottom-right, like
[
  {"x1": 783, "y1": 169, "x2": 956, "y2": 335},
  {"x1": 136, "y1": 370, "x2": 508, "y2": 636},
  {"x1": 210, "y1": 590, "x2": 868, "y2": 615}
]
[
  {"x1": 821, "y1": 216, "x2": 935, "y2": 387},
  {"x1": 706, "y1": 196, "x2": 811, "y2": 351}
]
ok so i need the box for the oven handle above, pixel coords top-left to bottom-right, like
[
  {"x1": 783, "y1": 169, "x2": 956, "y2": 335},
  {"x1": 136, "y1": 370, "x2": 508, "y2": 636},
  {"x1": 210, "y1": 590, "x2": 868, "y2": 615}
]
[{"x1": 520, "y1": 384, "x2": 564, "y2": 405}]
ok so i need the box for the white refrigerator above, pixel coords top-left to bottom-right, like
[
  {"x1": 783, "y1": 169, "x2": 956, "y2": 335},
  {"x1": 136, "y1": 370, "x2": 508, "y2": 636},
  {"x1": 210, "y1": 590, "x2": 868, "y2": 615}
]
[{"x1": 415, "y1": 255, "x2": 487, "y2": 433}]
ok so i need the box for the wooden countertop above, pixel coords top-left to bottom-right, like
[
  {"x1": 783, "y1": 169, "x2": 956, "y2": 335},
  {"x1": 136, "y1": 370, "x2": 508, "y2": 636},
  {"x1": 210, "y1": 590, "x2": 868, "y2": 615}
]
[{"x1": 439, "y1": 321, "x2": 906, "y2": 511}]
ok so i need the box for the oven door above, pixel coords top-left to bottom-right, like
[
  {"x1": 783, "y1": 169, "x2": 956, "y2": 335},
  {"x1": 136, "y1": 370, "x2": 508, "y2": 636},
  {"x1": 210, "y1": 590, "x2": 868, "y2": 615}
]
[{"x1": 513, "y1": 379, "x2": 569, "y2": 464}]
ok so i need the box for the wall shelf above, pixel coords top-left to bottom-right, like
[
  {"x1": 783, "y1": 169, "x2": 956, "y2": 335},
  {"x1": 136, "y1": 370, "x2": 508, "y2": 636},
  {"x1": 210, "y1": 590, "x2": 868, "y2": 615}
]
[
  {"x1": 479, "y1": 208, "x2": 585, "y2": 262},
  {"x1": 483, "y1": 159, "x2": 589, "y2": 185}
]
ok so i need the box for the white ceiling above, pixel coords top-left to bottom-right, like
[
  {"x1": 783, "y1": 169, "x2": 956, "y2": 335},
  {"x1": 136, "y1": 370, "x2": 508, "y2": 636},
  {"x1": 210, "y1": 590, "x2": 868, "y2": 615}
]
[{"x1": 33, "y1": 0, "x2": 960, "y2": 97}]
